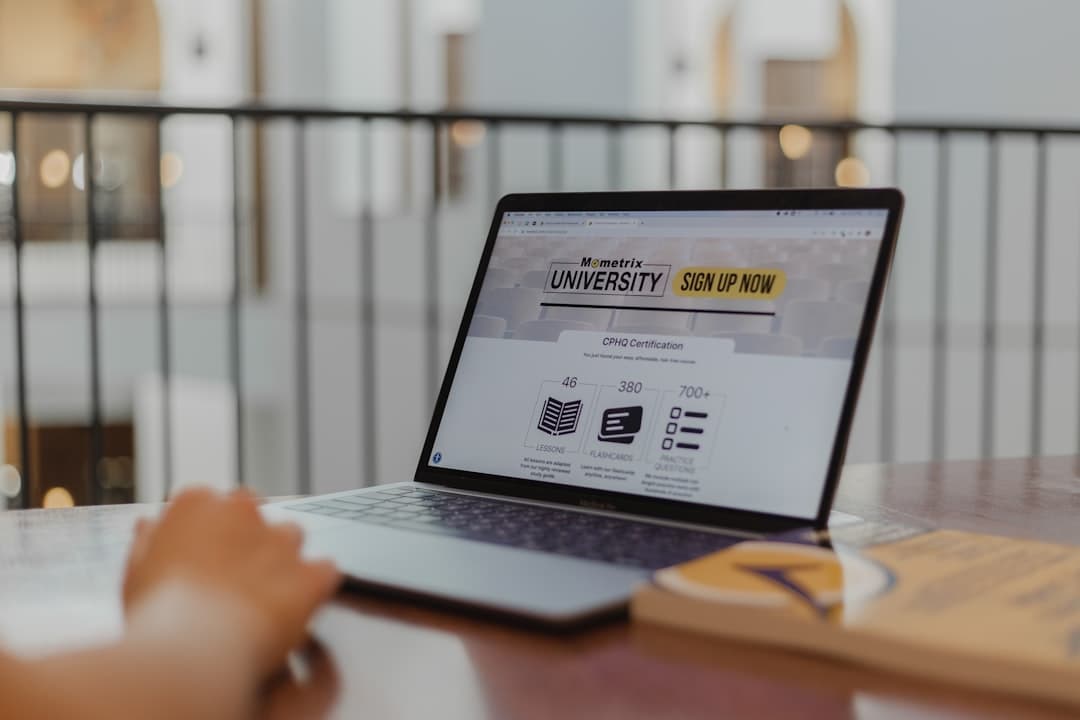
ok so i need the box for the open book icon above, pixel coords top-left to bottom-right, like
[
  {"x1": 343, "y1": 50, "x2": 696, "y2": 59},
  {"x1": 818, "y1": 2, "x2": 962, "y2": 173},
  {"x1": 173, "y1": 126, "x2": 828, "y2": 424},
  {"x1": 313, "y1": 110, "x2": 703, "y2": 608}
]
[{"x1": 538, "y1": 397, "x2": 583, "y2": 436}]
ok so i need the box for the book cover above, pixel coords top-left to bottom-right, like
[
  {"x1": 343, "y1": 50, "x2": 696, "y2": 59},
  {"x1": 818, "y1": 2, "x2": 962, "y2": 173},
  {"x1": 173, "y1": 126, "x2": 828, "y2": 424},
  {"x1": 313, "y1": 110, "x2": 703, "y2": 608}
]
[{"x1": 631, "y1": 521, "x2": 1080, "y2": 708}]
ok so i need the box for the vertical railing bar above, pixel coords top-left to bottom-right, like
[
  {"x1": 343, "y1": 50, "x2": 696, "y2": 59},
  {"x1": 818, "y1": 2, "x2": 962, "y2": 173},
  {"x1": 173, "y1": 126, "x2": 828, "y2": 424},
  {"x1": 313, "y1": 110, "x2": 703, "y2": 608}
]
[
  {"x1": 667, "y1": 123, "x2": 678, "y2": 189},
  {"x1": 9, "y1": 113, "x2": 31, "y2": 509},
  {"x1": 980, "y1": 132, "x2": 1000, "y2": 459},
  {"x1": 930, "y1": 130, "x2": 950, "y2": 460},
  {"x1": 84, "y1": 113, "x2": 104, "y2": 504},
  {"x1": 606, "y1": 122, "x2": 621, "y2": 190},
  {"x1": 229, "y1": 115, "x2": 245, "y2": 487},
  {"x1": 1077, "y1": 155, "x2": 1080, "y2": 463},
  {"x1": 879, "y1": 130, "x2": 899, "y2": 463},
  {"x1": 154, "y1": 117, "x2": 173, "y2": 499},
  {"x1": 549, "y1": 121, "x2": 563, "y2": 191},
  {"x1": 425, "y1": 120, "x2": 441, "y2": 406},
  {"x1": 359, "y1": 119, "x2": 377, "y2": 486},
  {"x1": 1031, "y1": 132, "x2": 1048, "y2": 456},
  {"x1": 293, "y1": 117, "x2": 312, "y2": 495},
  {"x1": 719, "y1": 127, "x2": 730, "y2": 189},
  {"x1": 487, "y1": 121, "x2": 501, "y2": 209}
]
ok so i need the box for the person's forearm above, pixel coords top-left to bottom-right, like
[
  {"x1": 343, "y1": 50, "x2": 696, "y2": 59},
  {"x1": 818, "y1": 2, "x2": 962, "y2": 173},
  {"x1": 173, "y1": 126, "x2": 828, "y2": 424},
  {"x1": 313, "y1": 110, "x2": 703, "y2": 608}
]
[
  {"x1": 17, "y1": 639, "x2": 249, "y2": 720},
  {"x1": 2, "y1": 582, "x2": 261, "y2": 720}
]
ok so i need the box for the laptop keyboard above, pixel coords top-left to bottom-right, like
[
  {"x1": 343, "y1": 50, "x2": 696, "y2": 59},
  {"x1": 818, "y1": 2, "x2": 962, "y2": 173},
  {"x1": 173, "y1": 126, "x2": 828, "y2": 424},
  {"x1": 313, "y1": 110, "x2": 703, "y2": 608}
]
[{"x1": 287, "y1": 486, "x2": 740, "y2": 570}]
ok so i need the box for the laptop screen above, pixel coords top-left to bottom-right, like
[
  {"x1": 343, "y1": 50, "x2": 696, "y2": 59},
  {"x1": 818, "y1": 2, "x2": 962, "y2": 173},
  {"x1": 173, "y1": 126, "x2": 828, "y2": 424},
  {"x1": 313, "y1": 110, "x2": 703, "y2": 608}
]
[{"x1": 427, "y1": 207, "x2": 890, "y2": 520}]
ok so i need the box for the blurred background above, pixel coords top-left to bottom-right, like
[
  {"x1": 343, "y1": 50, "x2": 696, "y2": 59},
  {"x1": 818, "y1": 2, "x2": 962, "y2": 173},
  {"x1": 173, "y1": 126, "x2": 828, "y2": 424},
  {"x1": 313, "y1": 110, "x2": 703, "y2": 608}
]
[{"x1": 0, "y1": 0, "x2": 1077, "y2": 509}]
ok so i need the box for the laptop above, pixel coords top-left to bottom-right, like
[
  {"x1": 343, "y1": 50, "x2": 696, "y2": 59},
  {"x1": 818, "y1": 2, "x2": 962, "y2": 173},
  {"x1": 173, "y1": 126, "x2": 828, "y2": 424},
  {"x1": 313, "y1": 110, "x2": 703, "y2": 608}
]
[{"x1": 264, "y1": 189, "x2": 904, "y2": 627}]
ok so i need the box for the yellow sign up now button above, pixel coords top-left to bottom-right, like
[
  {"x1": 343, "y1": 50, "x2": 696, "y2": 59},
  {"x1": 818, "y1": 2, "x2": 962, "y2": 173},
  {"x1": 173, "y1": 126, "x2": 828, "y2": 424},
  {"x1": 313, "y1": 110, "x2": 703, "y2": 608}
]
[{"x1": 672, "y1": 267, "x2": 787, "y2": 300}]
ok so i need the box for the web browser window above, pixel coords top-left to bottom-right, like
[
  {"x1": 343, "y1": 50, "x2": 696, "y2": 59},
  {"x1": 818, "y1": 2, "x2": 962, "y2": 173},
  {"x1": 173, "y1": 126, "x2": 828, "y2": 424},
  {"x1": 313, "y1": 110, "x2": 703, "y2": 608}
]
[{"x1": 429, "y1": 208, "x2": 889, "y2": 520}]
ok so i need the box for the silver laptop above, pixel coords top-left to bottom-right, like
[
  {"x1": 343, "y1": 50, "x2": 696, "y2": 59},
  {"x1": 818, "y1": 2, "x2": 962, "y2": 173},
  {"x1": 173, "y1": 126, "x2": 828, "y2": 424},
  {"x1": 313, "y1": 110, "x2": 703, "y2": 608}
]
[{"x1": 264, "y1": 189, "x2": 904, "y2": 628}]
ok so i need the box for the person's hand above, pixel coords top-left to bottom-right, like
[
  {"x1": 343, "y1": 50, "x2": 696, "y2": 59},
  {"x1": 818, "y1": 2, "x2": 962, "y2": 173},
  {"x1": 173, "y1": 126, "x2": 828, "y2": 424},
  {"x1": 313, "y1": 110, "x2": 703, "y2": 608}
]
[{"x1": 122, "y1": 488, "x2": 341, "y2": 677}]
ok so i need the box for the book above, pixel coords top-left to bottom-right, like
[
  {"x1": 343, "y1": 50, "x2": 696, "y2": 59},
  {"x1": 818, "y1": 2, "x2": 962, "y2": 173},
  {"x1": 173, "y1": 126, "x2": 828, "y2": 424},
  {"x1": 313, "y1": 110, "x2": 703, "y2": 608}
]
[{"x1": 631, "y1": 521, "x2": 1080, "y2": 708}]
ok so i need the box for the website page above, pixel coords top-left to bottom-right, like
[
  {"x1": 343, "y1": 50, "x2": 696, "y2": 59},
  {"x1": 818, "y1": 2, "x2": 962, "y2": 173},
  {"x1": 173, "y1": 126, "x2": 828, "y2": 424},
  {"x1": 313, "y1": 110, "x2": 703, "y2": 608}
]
[{"x1": 429, "y1": 208, "x2": 889, "y2": 520}]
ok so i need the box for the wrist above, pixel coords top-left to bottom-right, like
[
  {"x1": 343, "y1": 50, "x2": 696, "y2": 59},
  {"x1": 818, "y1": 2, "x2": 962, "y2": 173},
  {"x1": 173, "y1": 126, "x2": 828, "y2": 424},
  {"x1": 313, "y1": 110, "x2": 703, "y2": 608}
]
[{"x1": 124, "y1": 580, "x2": 265, "y2": 720}]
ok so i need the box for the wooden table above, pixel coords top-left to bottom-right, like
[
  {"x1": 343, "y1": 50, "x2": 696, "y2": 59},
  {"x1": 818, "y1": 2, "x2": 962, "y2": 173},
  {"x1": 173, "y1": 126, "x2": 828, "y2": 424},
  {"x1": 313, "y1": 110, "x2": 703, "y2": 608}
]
[{"x1": 3, "y1": 456, "x2": 1080, "y2": 719}]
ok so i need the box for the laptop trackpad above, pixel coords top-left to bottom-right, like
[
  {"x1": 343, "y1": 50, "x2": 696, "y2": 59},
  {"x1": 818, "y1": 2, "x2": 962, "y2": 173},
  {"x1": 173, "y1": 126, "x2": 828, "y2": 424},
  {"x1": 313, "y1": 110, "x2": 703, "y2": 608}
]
[{"x1": 302, "y1": 521, "x2": 650, "y2": 624}]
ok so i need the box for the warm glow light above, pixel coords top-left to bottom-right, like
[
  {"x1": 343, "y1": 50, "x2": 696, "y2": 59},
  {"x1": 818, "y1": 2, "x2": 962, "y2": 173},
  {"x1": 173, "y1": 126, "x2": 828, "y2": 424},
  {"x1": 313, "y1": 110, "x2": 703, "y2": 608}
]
[
  {"x1": 43, "y1": 486, "x2": 75, "y2": 508},
  {"x1": 0, "y1": 465, "x2": 20, "y2": 498},
  {"x1": 835, "y1": 156, "x2": 870, "y2": 187},
  {"x1": 450, "y1": 120, "x2": 486, "y2": 148},
  {"x1": 160, "y1": 152, "x2": 183, "y2": 188},
  {"x1": 778, "y1": 124, "x2": 813, "y2": 160},
  {"x1": 40, "y1": 149, "x2": 71, "y2": 189},
  {"x1": 0, "y1": 151, "x2": 14, "y2": 186}
]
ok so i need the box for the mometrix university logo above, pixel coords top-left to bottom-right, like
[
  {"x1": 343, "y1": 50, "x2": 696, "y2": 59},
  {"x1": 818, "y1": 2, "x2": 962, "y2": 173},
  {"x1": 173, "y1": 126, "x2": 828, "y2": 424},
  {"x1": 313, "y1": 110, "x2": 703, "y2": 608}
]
[{"x1": 545, "y1": 257, "x2": 670, "y2": 297}]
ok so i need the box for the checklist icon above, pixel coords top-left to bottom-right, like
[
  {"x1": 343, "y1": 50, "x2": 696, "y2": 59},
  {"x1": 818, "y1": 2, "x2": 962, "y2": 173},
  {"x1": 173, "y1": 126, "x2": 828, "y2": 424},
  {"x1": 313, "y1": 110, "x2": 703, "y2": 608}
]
[{"x1": 662, "y1": 406, "x2": 708, "y2": 451}]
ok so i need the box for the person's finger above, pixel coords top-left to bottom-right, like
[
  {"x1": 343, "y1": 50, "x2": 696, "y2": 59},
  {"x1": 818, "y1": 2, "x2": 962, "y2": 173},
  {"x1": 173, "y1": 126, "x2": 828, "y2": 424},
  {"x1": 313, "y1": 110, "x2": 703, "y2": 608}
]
[
  {"x1": 272, "y1": 522, "x2": 304, "y2": 552},
  {"x1": 297, "y1": 641, "x2": 340, "y2": 705},
  {"x1": 123, "y1": 517, "x2": 159, "y2": 608},
  {"x1": 260, "y1": 642, "x2": 341, "y2": 720},
  {"x1": 131, "y1": 517, "x2": 156, "y2": 552},
  {"x1": 126, "y1": 518, "x2": 156, "y2": 568},
  {"x1": 230, "y1": 486, "x2": 259, "y2": 505},
  {"x1": 134, "y1": 516, "x2": 155, "y2": 539},
  {"x1": 302, "y1": 560, "x2": 343, "y2": 605},
  {"x1": 136, "y1": 516, "x2": 159, "y2": 534},
  {"x1": 169, "y1": 485, "x2": 216, "y2": 507},
  {"x1": 227, "y1": 487, "x2": 262, "y2": 519}
]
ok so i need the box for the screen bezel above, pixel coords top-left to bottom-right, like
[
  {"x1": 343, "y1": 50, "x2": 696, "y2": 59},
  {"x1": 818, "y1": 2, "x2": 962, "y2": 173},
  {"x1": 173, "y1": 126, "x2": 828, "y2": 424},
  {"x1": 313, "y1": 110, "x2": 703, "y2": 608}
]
[{"x1": 414, "y1": 189, "x2": 904, "y2": 533}]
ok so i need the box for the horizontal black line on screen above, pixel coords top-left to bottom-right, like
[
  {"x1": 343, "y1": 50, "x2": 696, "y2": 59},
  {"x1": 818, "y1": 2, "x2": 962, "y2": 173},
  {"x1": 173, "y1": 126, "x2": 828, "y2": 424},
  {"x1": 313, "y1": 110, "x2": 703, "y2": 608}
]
[
  {"x1": 684, "y1": 411, "x2": 708, "y2": 419},
  {"x1": 675, "y1": 442, "x2": 700, "y2": 450},
  {"x1": 538, "y1": 302, "x2": 775, "y2": 317},
  {"x1": 679, "y1": 427, "x2": 704, "y2": 434}
]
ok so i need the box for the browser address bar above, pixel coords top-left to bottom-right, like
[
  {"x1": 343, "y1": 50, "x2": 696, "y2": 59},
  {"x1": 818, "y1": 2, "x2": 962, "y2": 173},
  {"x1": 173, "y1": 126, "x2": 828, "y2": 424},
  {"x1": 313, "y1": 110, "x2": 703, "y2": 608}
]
[{"x1": 585, "y1": 219, "x2": 643, "y2": 227}]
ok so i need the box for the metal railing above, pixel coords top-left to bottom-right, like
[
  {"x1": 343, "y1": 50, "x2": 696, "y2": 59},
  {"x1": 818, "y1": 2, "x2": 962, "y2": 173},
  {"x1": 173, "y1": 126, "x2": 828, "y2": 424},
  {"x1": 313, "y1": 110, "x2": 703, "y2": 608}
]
[{"x1": 1, "y1": 96, "x2": 1077, "y2": 508}]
